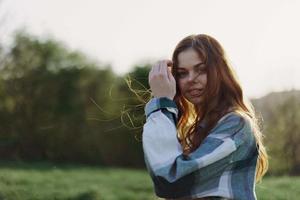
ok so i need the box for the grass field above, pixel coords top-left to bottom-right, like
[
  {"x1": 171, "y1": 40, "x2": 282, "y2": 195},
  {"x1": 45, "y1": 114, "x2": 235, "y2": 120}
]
[{"x1": 0, "y1": 162, "x2": 299, "y2": 200}]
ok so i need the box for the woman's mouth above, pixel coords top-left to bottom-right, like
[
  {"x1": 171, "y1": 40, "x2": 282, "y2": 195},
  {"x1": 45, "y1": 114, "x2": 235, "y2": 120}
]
[{"x1": 189, "y1": 89, "x2": 203, "y2": 97}]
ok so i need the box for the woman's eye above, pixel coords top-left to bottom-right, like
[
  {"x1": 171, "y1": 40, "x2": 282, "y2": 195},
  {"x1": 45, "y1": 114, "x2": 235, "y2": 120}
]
[
  {"x1": 195, "y1": 66, "x2": 206, "y2": 74},
  {"x1": 177, "y1": 71, "x2": 188, "y2": 78}
]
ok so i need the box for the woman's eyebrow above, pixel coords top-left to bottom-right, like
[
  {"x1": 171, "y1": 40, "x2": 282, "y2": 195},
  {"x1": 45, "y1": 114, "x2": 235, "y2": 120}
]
[{"x1": 177, "y1": 62, "x2": 205, "y2": 70}]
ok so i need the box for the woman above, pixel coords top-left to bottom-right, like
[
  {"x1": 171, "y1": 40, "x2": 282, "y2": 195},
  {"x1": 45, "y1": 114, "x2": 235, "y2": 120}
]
[{"x1": 142, "y1": 34, "x2": 268, "y2": 200}]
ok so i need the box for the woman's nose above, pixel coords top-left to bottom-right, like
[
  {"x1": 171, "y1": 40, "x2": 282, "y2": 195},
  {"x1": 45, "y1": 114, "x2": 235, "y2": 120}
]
[{"x1": 187, "y1": 71, "x2": 198, "y2": 82}]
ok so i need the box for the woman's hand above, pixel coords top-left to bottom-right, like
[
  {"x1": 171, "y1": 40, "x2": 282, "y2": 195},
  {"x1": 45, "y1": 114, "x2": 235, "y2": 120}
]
[{"x1": 148, "y1": 60, "x2": 176, "y2": 100}]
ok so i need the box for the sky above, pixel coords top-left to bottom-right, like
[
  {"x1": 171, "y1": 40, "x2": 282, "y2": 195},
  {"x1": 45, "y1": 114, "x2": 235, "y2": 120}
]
[{"x1": 1, "y1": 0, "x2": 300, "y2": 98}]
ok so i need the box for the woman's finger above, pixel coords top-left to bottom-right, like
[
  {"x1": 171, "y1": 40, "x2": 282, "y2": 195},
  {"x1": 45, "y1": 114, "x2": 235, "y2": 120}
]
[
  {"x1": 153, "y1": 62, "x2": 160, "y2": 75},
  {"x1": 166, "y1": 60, "x2": 173, "y2": 67},
  {"x1": 150, "y1": 62, "x2": 158, "y2": 80},
  {"x1": 165, "y1": 60, "x2": 173, "y2": 81},
  {"x1": 148, "y1": 64, "x2": 154, "y2": 80},
  {"x1": 159, "y1": 60, "x2": 168, "y2": 78},
  {"x1": 167, "y1": 64, "x2": 173, "y2": 80}
]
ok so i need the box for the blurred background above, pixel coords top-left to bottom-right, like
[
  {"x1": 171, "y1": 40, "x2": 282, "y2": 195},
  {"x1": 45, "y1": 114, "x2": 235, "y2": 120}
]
[{"x1": 0, "y1": 0, "x2": 299, "y2": 199}]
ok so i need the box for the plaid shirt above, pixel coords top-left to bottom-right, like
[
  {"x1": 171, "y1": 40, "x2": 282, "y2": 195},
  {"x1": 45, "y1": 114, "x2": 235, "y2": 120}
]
[{"x1": 142, "y1": 97, "x2": 258, "y2": 200}]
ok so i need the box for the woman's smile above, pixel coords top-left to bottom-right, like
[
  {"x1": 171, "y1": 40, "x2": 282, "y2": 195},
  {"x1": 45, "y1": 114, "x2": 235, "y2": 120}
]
[{"x1": 188, "y1": 89, "x2": 203, "y2": 97}]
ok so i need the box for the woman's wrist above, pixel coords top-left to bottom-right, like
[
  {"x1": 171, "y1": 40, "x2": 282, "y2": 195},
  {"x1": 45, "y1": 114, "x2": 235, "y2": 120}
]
[{"x1": 145, "y1": 97, "x2": 178, "y2": 118}]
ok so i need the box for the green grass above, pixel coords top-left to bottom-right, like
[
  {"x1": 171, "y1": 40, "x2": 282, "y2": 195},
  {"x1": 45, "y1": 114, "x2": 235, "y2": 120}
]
[
  {"x1": 256, "y1": 176, "x2": 300, "y2": 200},
  {"x1": 0, "y1": 161, "x2": 299, "y2": 200}
]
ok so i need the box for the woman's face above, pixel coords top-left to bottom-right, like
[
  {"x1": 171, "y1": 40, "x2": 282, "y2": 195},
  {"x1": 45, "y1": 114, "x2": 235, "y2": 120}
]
[{"x1": 176, "y1": 48, "x2": 207, "y2": 105}]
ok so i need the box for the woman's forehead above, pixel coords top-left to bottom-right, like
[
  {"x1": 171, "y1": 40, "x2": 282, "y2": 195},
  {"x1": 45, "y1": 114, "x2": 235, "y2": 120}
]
[{"x1": 177, "y1": 48, "x2": 203, "y2": 69}]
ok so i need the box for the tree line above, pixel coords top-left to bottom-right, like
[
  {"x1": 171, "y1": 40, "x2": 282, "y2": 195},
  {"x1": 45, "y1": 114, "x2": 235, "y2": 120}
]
[{"x1": 0, "y1": 31, "x2": 150, "y2": 168}]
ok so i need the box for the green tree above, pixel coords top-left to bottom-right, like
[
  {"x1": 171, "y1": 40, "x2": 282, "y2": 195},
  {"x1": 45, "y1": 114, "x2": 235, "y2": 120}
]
[
  {"x1": 265, "y1": 96, "x2": 300, "y2": 175},
  {"x1": 0, "y1": 31, "x2": 149, "y2": 167}
]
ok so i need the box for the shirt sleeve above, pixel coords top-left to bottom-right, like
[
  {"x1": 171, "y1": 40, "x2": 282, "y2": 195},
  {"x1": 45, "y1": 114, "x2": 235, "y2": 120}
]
[
  {"x1": 144, "y1": 97, "x2": 178, "y2": 125},
  {"x1": 142, "y1": 99, "x2": 255, "y2": 185}
]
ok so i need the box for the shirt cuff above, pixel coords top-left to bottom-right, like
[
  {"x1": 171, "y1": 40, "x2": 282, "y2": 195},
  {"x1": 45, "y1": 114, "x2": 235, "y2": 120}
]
[{"x1": 145, "y1": 97, "x2": 178, "y2": 119}]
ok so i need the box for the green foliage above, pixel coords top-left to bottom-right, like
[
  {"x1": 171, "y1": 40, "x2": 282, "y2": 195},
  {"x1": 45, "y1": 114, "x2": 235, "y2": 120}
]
[
  {"x1": 0, "y1": 31, "x2": 145, "y2": 167},
  {"x1": 127, "y1": 65, "x2": 151, "y2": 91},
  {"x1": 123, "y1": 64, "x2": 152, "y2": 131},
  {"x1": 263, "y1": 96, "x2": 300, "y2": 175}
]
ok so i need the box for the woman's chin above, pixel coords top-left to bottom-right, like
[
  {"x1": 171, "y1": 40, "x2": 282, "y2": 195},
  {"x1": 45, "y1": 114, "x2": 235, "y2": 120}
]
[{"x1": 187, "y1": 96, "x2": 203, "y2": 105}]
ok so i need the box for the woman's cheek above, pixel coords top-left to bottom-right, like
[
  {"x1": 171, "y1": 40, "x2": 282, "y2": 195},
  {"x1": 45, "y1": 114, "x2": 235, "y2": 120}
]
[
  {"x1": 178, "y1": 81, "x2": 187, "y2": 97},
  {"x1": 178, "y1": 80, "x2": 185, "y2": 90}
]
